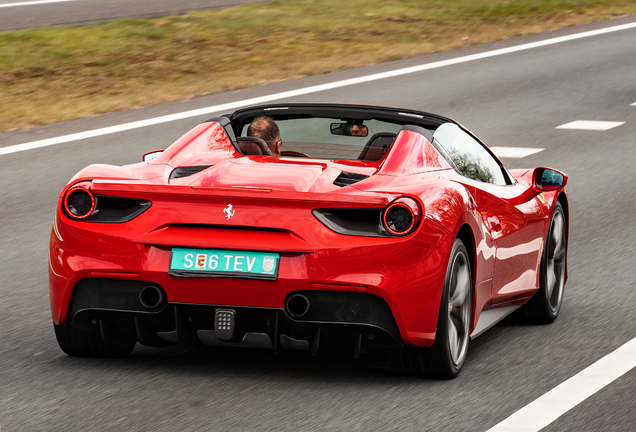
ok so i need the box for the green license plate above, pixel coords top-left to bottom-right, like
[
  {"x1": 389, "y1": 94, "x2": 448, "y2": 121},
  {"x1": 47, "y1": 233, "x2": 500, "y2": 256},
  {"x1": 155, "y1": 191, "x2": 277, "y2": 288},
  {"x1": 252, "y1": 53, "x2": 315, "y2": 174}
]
[{"x1": 169, "y1": 248, "x2": 279, "y2": 280}]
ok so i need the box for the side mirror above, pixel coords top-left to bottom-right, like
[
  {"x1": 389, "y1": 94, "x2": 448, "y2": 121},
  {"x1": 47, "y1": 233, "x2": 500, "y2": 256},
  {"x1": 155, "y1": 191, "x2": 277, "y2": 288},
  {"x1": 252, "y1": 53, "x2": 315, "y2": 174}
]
[
  {"x1": 143, "y1": 150, "x2": 164, "y2": 162},
  {"x1": 512, "y1": 167, "x2": 567, "y2": 205},
  {"x1": 330, "y1": 123, "x2": 368, "y2": 137},
  {"x1": 532, "y1": 167, "x2": 568, "y2": 191}
]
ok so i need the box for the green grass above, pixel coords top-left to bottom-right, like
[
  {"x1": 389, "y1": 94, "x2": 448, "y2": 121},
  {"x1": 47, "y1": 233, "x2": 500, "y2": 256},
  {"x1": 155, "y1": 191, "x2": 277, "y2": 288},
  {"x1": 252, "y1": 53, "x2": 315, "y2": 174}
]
[{"x1": 0, "y1": 0, "x2": 634, "y2": 132}]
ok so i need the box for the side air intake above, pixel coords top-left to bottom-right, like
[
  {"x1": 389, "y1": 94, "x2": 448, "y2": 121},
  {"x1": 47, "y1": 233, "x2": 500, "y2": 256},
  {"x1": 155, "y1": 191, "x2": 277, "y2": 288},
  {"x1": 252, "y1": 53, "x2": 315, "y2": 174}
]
[
  {"x1": 169, "y1": 166, "x2": 211, "y2": 180},
  {"x1": 333, "y1": 172, "x2": 369, "y2": 187}
]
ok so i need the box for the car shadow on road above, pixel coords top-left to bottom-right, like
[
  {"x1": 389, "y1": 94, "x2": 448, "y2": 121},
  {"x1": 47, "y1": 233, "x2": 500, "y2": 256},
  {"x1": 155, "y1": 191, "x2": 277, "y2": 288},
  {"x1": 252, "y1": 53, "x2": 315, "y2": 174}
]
[
  {"x1": 48, "y1": 342, "x2": 422, "y2": 384},
  {"x1": 45, "y1": 310, "x2": 543, "y2": 384}
]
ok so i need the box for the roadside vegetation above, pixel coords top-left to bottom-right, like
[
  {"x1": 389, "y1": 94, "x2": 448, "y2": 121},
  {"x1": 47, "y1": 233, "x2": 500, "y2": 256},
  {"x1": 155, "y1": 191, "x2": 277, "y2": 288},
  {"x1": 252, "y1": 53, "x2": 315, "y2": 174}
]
[{"x1": 1, "y1": 0, "x2": 634, "y2": 132}]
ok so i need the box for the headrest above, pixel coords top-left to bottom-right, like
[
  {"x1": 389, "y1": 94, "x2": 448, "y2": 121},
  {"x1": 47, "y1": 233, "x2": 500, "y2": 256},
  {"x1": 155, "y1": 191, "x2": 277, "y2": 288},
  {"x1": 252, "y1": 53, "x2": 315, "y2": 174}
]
[
  {"x1": 358, "y1": 132, "x2": 397, "y2": 161},
  {"x1": 237, "y1": 136, "x2": 273, "y2": 156}
]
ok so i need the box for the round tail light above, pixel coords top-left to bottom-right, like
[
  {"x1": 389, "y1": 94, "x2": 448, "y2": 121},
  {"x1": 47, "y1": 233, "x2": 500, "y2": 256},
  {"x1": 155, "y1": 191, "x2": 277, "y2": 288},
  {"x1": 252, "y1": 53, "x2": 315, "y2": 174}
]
[
  {"x1": 64, "y1": 186, "x2": 96, "y2": 219},
  {"x1": 382, "y1": 197, "x2": 421, "y2": 236}
]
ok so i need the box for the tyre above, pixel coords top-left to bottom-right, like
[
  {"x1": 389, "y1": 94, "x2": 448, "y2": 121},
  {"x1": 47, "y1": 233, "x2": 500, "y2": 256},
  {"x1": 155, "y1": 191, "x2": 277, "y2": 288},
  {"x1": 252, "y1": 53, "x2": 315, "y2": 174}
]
[
  {"x1": 54, "y1": 323, "x2": 136, "y2": 358},
  {"x1": 390, "y1": 238, "x2": 472, "y2": 379},
  {"x1": 522, "y1": 201, "x2": 567, "y2": 324}
]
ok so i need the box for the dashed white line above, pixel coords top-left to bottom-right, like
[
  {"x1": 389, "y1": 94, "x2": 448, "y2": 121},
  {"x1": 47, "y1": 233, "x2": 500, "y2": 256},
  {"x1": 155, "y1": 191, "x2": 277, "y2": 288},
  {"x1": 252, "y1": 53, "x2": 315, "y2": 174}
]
[
  {"x1": 1, "y1": 20, "x2": 636, "y2": 157},
  {"x1": 490, "y1": 147, "x2": 544, "y2": 158},
  {"x1": 0, "y1": 0, "x2": 77, "y2": 8},
  {"x1": 486, "y1": 337, "x2": 636, "y2": 432},
  {"x1": 556, "y1": 120, "x2": 625, "y2": 130},
  {"x1": 631, "y1": 102, "x2": 636, "y2": 106}
]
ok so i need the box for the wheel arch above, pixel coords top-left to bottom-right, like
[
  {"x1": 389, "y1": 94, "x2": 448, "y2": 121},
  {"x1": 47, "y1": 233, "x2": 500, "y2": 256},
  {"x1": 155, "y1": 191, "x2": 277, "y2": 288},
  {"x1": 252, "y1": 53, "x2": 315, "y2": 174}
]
[
  {"x1": 556, "y1": 192, "x2": 569, "y2": 224},
  {"x1": 556, "y1": 191, "x2": 569, "y2": 283},
  {"x1": 455, "y1": 224, "x2": 478, "y2": 332},
  {"x1": 455, "y1": 224, "x2": 475, "y2": 283}
]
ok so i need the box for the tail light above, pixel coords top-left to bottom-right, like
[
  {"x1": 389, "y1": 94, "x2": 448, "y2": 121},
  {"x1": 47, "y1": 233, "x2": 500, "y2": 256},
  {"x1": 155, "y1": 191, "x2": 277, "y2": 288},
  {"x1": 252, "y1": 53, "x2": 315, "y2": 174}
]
[
  {"x1": 64, "y1": 184, "x2": 96, "y2": 219},
  {"x1": 313, "y1": 197, "x2": 422, "y2": 237},
  {"x1": 62, "y1": 181, "x2": 151, "y2": 222},
  {"x1": 382, "y1": 197, "x2": 421, "y2": 236}
]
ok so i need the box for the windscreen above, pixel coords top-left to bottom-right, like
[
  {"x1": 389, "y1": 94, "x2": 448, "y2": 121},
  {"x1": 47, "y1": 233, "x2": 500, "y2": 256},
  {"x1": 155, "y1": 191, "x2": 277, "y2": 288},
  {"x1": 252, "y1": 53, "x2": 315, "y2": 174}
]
[{"x1": 240, "y1": 118, "x2": 404, "y2": 160}]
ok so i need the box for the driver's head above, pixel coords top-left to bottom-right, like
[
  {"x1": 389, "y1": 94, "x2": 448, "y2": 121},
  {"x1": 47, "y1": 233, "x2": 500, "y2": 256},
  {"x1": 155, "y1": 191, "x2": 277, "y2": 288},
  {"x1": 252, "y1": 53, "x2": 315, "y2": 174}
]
[
  {"x1": 350, "y1": 124, "x2": 365, "y2": 136},
  {"x1": 348, "y1": 120, "x2": 367, "y2": 137},
  {"x1": 247, "y1": 116, "x2": 282, "y2": 155}
]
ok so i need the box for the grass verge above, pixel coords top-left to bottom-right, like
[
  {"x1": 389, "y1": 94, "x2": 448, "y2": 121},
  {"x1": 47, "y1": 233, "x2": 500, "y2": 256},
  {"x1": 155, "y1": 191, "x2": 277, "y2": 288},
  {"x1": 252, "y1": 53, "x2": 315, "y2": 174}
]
[{"x1": 1, "y1": 0, "x2": 635, "y2": 133}]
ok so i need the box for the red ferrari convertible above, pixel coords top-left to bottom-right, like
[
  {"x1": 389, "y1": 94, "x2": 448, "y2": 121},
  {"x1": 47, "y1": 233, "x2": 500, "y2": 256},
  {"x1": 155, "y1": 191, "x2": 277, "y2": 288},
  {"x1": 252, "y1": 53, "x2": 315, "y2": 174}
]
[{"x1": 49, "y1": 104, "x2": 568, "y2": 378}]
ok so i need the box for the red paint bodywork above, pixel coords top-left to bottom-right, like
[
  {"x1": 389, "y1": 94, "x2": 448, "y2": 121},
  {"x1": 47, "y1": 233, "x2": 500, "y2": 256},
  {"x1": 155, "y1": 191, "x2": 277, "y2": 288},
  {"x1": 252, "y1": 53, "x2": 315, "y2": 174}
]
[{"x1": 49, "y1": 108, "x2": 568, "y2": 348}]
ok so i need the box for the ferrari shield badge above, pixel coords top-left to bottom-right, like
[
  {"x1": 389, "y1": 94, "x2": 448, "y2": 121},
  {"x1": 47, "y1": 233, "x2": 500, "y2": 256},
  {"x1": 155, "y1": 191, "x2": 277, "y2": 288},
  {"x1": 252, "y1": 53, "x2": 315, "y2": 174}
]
[{"x1": 223, "y1": 204, "x2": 235, "y2": 220}]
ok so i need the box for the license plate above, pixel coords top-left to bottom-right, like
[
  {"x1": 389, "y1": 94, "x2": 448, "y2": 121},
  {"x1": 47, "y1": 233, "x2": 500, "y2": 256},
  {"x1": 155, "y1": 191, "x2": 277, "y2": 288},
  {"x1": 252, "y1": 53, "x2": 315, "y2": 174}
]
[{"x1": 169, "y1": 248, "x2": 279, "y2": 280}]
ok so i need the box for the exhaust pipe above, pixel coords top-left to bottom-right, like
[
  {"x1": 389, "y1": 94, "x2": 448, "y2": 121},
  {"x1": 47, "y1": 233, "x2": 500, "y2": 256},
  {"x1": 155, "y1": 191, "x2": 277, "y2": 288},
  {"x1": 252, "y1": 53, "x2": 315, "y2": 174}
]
[
  {"x1": 286, "y1": 294, "x2": 311, "y2": 318},
  {"x1": 139, "y1": 285, "x2": 164, "y2": 309}
]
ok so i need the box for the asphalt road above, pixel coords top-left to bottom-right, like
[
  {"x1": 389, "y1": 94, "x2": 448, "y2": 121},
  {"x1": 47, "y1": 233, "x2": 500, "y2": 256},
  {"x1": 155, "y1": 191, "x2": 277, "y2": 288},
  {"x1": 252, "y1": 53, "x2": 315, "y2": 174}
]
[
  {"x1": 0, "y1": 0, "x2": 269, "y2": 31},
  {"x1": 1, "y1": 15, "x2": 636, "y2": 432}
]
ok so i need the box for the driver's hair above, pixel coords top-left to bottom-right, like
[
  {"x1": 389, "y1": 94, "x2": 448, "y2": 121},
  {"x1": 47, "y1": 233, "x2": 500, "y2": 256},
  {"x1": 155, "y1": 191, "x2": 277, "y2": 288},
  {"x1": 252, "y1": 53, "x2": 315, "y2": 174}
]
[{"x1": 247, "y1": 116, "x2": 280, "y2": 143}]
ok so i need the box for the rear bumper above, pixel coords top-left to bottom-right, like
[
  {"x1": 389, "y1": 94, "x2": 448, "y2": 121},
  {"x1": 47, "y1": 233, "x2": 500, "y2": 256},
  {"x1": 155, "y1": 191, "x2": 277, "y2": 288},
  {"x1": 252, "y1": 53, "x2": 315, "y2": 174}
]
[
  {"x1": 66, "y1": 278, "x2": 403, "y2": 353},
  {"x1": 49, "y1": 207, "x2": 454, "y2": 347}
]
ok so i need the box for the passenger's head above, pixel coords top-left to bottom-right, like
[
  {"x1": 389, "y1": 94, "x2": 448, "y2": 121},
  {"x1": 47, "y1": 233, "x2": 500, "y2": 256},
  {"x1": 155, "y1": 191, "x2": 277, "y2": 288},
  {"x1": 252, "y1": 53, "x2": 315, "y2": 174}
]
[{"x1": 247, "y1": 116, "x2": 282, "y2": 156}]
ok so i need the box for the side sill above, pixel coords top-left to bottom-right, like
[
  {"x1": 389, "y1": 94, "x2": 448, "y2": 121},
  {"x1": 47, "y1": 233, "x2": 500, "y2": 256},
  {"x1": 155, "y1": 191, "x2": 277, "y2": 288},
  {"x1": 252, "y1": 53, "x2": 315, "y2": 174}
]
[{"x1": 470, "y1": 305, "x2": 520, "y2": 339}]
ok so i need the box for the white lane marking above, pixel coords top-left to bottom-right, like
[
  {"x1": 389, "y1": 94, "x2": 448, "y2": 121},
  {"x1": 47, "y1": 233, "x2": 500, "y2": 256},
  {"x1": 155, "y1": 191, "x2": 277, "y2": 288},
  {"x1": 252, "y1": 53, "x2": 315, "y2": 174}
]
[
  {"x1": 0, "y1": 0, "x2": 77, "y2": 8},
  {"x1": 631, "y1": 102, "x2": 636, "y2": 106},
  {"x1": 490, "y1": 147, "x2": 544, "y2": 158},
  {"x1": 556, "y1": 120, "x2": 625, "y2": 130},
  {"x1": 486, "y1": 337, "x2": 636, "y2": 432},
  {"x1": 2, "y1": 20, "x2": 636, "y2": 157}
]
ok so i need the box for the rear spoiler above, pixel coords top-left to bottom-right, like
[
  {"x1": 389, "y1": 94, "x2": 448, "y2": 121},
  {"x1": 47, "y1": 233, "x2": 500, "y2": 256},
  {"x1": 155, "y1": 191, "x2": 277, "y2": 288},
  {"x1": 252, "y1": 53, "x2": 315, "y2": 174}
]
[{"x1": 90, "y1": 180, "x2": 392, "y2": 208}]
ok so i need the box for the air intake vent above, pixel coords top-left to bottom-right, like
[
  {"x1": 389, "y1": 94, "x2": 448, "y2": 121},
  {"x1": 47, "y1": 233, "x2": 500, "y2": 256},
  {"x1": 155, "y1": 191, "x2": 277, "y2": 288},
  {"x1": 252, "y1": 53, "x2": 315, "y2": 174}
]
[
  {"x1": 333, "y1": 172, "x2": 370, "y2": 187},
  {"x1": 169, "y1": 166, "x2": 211, "y2": 180}
]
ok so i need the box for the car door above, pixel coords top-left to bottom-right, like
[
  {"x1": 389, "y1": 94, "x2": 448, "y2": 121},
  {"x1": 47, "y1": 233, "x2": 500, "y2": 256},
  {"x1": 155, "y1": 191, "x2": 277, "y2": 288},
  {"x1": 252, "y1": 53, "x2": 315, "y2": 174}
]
[
  {"x1": 473, "y1": 182, "x2": 546, "y2": 304},
  {"x1": 432, "y1": 123, "x2": 546, "y2": 304}
]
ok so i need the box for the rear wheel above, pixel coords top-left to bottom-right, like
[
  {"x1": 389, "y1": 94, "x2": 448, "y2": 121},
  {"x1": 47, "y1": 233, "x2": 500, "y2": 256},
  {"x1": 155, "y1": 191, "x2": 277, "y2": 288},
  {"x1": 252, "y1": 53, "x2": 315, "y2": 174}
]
[
  {"x1": 389, "y1": 238, "x2": 472, "y2": 378},
  {"x1": 54, "y1": 323, "x2": 135, "y2": 358},
  {"x1": 523, "y1": 201, "x2": 567, "y2": 323}
]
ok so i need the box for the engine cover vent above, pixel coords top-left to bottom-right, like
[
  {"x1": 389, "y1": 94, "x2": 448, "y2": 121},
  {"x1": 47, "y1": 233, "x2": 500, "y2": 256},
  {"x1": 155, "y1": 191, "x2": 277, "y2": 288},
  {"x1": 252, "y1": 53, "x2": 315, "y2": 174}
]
[{"x1": 333, "y1": 172, "x2": 369, "y2": 187}]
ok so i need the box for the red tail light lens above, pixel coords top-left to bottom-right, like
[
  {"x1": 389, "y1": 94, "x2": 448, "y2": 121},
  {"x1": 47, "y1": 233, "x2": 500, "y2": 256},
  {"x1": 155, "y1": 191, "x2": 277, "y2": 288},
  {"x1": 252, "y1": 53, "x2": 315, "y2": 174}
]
[
  {"x1": 382, "y1": 198, "x2": 421, "y2": 236},
  {"x1": 64, "y1": 186, "x2": 96, "y2": 219}
]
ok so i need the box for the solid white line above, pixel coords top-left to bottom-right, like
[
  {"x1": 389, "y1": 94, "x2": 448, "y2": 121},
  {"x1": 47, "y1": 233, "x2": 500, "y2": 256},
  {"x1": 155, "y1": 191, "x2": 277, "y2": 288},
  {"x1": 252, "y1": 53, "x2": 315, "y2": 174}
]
[
  {"x1": 0, "y1": 0, "x2": 76, "y2": 8},
  {"x1": 556, "y1": 120, "x2": 625, "y2": 130},
  {"x1": 486, "y1": 337, "x2": 636, "y2": 432},
  {"x1": 490, "y1": 147, "x2": 544, "y2": 158},
  {"x1": 2, "y1": 20, "x2": 636, "y2": 157}
]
